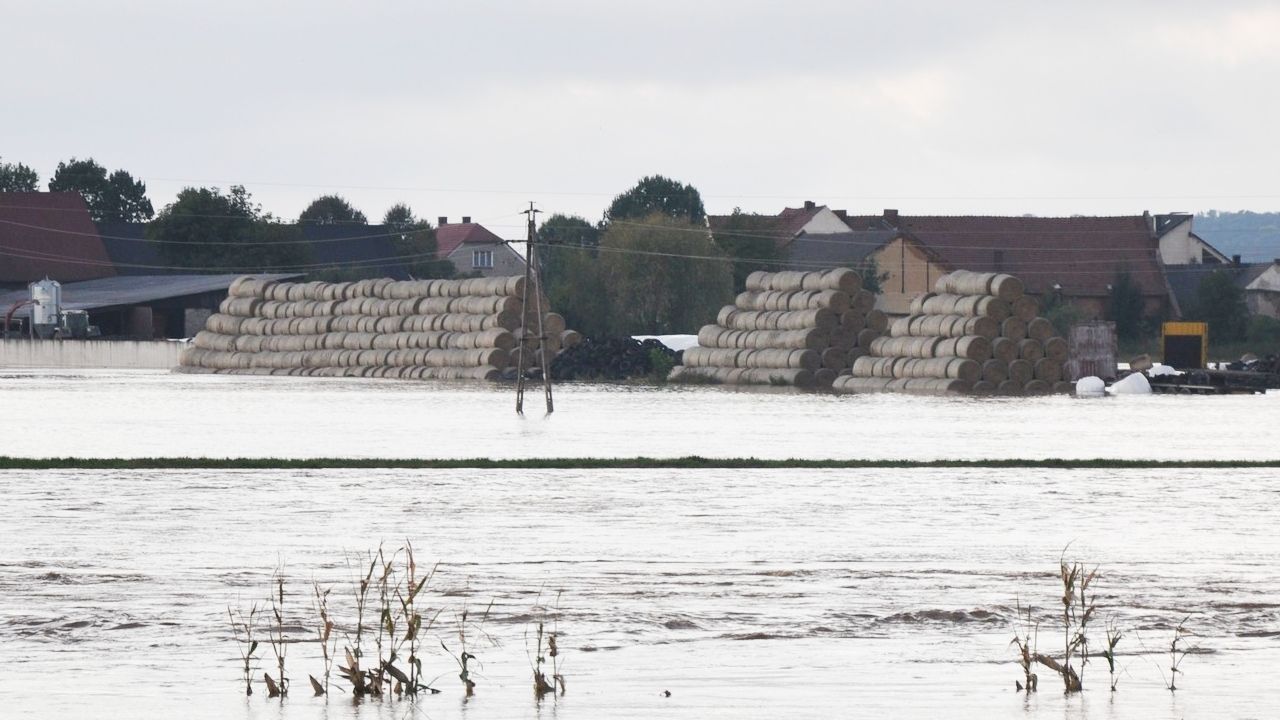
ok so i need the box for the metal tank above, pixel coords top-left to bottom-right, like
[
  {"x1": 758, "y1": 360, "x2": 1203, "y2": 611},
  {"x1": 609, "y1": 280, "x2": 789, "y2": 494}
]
[{"x1": 29, "y1": 279, "x2": 61, "y2": 339}]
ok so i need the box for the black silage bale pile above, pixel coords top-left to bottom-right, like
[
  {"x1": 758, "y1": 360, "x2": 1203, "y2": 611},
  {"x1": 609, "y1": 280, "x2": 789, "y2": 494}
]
[{"x1": 551, "y1": 337, "x2": 677, "y2": 381}]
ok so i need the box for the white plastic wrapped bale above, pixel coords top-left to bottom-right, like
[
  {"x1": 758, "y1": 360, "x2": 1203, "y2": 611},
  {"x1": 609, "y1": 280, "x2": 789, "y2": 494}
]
[{"x1": 1108, "y1": 372, "x2": 1152, "y2": 395}]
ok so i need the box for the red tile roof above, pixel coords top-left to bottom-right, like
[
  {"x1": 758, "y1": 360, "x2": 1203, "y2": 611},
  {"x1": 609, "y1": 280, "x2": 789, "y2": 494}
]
[
  {"x1": 436, "y1": 222, "x2": 507, "y2": 258},
  {"x1": 842, "y1": 213, "x2": 1168, "y2": 298},
  {"x1": 0, "y1": 192, "x2": 116, "y2": 284}
]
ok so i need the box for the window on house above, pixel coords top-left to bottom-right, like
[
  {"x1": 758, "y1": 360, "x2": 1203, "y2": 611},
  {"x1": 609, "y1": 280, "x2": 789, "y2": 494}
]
[{"x1": 472, "y1": 250, "x2": 494, "y2": 269}]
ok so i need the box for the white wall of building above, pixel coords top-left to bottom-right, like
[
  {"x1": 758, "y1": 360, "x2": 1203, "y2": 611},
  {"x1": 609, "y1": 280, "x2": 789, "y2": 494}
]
[
  {"x1": 800, "y1": 208, "x2": 855, "y2": 234},
  {"x1": 1159, "y1": 220, "x2": 1229, "y2": 265}
]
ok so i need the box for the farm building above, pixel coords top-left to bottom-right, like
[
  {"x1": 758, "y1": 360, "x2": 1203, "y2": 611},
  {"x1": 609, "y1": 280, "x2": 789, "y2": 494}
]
[
  {"x1": 0, "y1": 273, "x2": 300, "y2": 339},
  {"x1": 0, "y1": 192, "x2": 116, "y2": 290}
]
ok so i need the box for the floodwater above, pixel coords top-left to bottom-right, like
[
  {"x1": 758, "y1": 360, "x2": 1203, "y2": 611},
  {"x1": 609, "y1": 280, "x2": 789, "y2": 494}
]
[
  {"x1": 2, "y1": 371, "x2": 1279, "y2": 719},
  {"x1": 1, "y1": 369, "x2": 1278, "y2": 459}
]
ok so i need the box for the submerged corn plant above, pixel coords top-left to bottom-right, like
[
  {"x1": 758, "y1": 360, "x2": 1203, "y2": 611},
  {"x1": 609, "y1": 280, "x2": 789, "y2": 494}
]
[
  {"x1": 264, "y1": 569, "x2": 289, "y2": 698},
  {"x1": 1013, "y1": 555, "x2": 1099, "y2": 694},
  {"x1": 443, "y1": 599, "x2": 495, "y2": 696},
  {"x1": 310, "y1": 582, "x2": 336, "y2": 696},
  {"x1": 338, "y1": 549, "x2": 380, "y2": 697},
  {"x1": 528, "y1": 591, "x2": 566, "y2": 700},
  {"x1": 1164, "y1": 618, "x2": 1195, "y2": 691},
  {"x1": 227, "y1": 604, "x2": 260, "y2": 696},
  {"x1": 1010, "y1": 599, "x2": 1039, "y2": 693},
  {"x1": 1100, "y1": 618, "x2": 1123, "y2": 692}
]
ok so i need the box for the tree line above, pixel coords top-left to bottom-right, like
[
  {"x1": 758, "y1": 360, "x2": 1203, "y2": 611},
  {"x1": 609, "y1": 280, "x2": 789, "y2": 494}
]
[
  {"x1": 0, "y1": 155, "x2": 451, "y2": 280},
  {"x1": 2, "y1": 156, "x2": 787, "y2": 337}
]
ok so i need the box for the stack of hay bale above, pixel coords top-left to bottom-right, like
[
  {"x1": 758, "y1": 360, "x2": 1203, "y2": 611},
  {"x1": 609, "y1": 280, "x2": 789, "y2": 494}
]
[
  {"x1": 833, "y1": 270, "x2": 1071, "y2": 396},
  {"x1": 668, "y1": 267, "x2": 886, "y2": 388},
  {"x1": 178, "y1": 276, "x2": 579, "y2": 380}
]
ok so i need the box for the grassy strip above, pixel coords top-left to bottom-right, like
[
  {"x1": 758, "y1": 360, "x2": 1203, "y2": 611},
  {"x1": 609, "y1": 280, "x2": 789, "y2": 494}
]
[{"x1": 0, "y1": 456, "x2": 1276, "y2": 470}]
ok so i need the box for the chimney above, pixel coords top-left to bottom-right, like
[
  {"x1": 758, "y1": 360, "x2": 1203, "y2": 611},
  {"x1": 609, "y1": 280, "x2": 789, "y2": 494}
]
[
  {"x1": 1233, "y1": 254, "x2": 1242, "y2": 265},
  {"x1": 438, "y1": 216, "x2": 448, "y2": 226},
  {"x1": 462, "y1": 216, "x2": 472, "y2": 224},
  {"x1": 803, "y1": 200, "x2": 816, "y2": 210},
  {"x1": 883, "y1": 209, "x2": 899, "y2": 225}
]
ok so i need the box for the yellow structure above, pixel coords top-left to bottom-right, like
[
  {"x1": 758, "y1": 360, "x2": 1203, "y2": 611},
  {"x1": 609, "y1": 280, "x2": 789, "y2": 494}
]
[{"x1": 1162, "y1": 321, "x2": 1208, "y2": 369}]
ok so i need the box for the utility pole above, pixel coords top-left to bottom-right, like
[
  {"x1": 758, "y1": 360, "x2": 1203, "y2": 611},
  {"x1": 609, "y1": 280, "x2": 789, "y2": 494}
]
[{"x1": 516, "y1": 202, "x2": 554, "y2": 415}]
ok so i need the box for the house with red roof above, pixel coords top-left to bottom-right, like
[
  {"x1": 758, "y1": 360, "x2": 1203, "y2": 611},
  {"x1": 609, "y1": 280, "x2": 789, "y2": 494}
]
[
  {"x1": 841, "y1": 210, "x2": 1181, "y2": 318},
  {"x1": 435, "y1": 216, "x2": 525, "y2": 278},
  {"x1": 0, "y1": 192, "x2": 117, "y2": 289}
]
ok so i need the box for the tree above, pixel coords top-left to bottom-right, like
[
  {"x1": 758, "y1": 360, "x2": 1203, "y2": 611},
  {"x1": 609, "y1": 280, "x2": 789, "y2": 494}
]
[
  {"x1": 535, "y1": 214, "x2": 605, "y2": 336},
  {"x1": 1192, "y1": 270, "x2": 1248, "y2": 343},
  {"x1": 1041, "y1": 288, "x2": 1084, "y2": 338},
  {"x1": 150, "y1": 185, "x2": 309, "y2": 271},
  {"x1": 598, "y1": 212, "x2": 732, "y2": 335},
  {"x1": 299, "y1": 194, "x2": 367, "y2": 225},
  {"x1": 48, "y1": 157, "x2": 154, "y2": 221},
  {"x1": 382, "y1": 202, "x2": 415, "y2": 231},
  {"x1": 381, "y1": 203, "x2": 454, "y2": 279},
  {"x1": 0, "y1": 156, "x2": 39, "y2": 191},
  {"x1": 606, "y1": 175, "x2": 705, "y2": 224},
  {"x1": 545, "y1": 248, "x2": 611, "y2": 338},
  {"x1": 858, "y1": 256, "x2": 885, "y2": 295},
  {"x1": 538, "y1": 213, "x2": 599, "y2": 287},
  {"x1": 1105, "y1": 270, "x2": 1145, "y2": 341},
  {"x1": 710, "y1": 208, "x2": 786, "y2": 292}
]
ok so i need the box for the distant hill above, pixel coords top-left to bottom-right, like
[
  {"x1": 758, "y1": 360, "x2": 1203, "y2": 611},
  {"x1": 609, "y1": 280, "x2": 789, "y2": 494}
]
[{"x1": 1194, "y1": 210, "x2": 1280, "y2": 263}]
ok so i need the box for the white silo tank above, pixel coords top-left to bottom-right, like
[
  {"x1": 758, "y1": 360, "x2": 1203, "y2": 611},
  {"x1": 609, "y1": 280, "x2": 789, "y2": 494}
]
[{"x1": 29, "y1": 278, "x2": 62, "y2": 337}]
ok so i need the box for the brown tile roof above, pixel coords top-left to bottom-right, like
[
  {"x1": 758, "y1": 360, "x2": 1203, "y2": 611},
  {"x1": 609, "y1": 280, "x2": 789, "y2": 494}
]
[
  {"x1": 436, "y1": 222, "x2": 506, "y2": 258},
  {"x1": 775, "y1": 205, "x2": 824, "y2": 237},
  {"x1": 0, "y1": 192, "x2": 116, "y2": 284},
  {"x1": 842, "y1": 213, "x2": 1168, "y2": 298},
  {"x1": 708, "y1": 205, "x2": 825, "y2": 249}
]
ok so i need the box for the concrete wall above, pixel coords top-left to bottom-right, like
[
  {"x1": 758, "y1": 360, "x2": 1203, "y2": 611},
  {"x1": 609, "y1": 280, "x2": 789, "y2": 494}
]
[{"x1": 0, "y1": 339, "x2": 185, "y2": 369}]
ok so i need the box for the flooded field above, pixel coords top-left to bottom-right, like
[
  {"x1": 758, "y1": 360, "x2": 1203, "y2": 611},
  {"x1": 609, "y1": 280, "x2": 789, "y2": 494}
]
[
  {"x1": 1, "y1": 369, "x2": 1278, "y2": 460},
  {"x1": 2, "y1": 371, "x2": 1279, "y2": 718},
  {"x1": 3, "y1": 466, "x2": 1279, "y2": 719}
]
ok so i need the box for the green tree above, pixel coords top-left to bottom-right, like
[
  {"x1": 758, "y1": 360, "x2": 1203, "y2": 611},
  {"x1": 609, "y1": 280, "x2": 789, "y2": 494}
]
[
  {"x1": 299, "y1": 194, "x2": 367, "y2": 225},
  {"x1": 150, "y1": 185, "x2": 309, "y2": 271},
  {"x1": 1192, "y1": 270, "x2": 1248, "y2": 343},
  {"x1": 1106, "y1": 270, "x2": 1145, "y2": 341},
  {"x1": 0, "y1": 156, "x2": 39, "y2": 191},
  {"x1": 710, "y1": 208, "x2": 785, "y2": 292},
  {"x1": 381, "y1": 203, "x2": 454, "y2": 279},
  {"x1": 606, "y1": 175, "x2": 705, "y2": 224},
  {"x1": 598, "y1": 212, "x2": 732, "y2": 335},
  {"x1": 538, "y1": 213, "x2": 599, "y2": 289},
  {"x1": 48, "y1": 157, "x2": 154, "y2": 221},
  {"x1": 1041, "y1": 289, "x2": 1084, "y2": 338},
  {"x1": 858, "y1": 256, "x2": 885, "y2": 295},
  {"x1": 545, "y1": 248, "x2": 611, "y2": 338}
]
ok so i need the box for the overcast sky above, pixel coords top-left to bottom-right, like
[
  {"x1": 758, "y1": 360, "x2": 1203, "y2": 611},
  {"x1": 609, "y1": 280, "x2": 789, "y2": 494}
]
[{"x1": 4, "y1": 1, "x2": 1278, "y2": 238}]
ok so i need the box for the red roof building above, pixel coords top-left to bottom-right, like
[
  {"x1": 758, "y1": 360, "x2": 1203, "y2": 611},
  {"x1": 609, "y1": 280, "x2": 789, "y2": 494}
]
[
  {"x1": 0, "y1": 192, "x2": 116, "y2": 287},
  {"x1": 435, "y1": 216, "x2": 526, "y2": 278},
  {"x1": 840, "y1": 210, "x2": 1178, "y2": 316}
]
